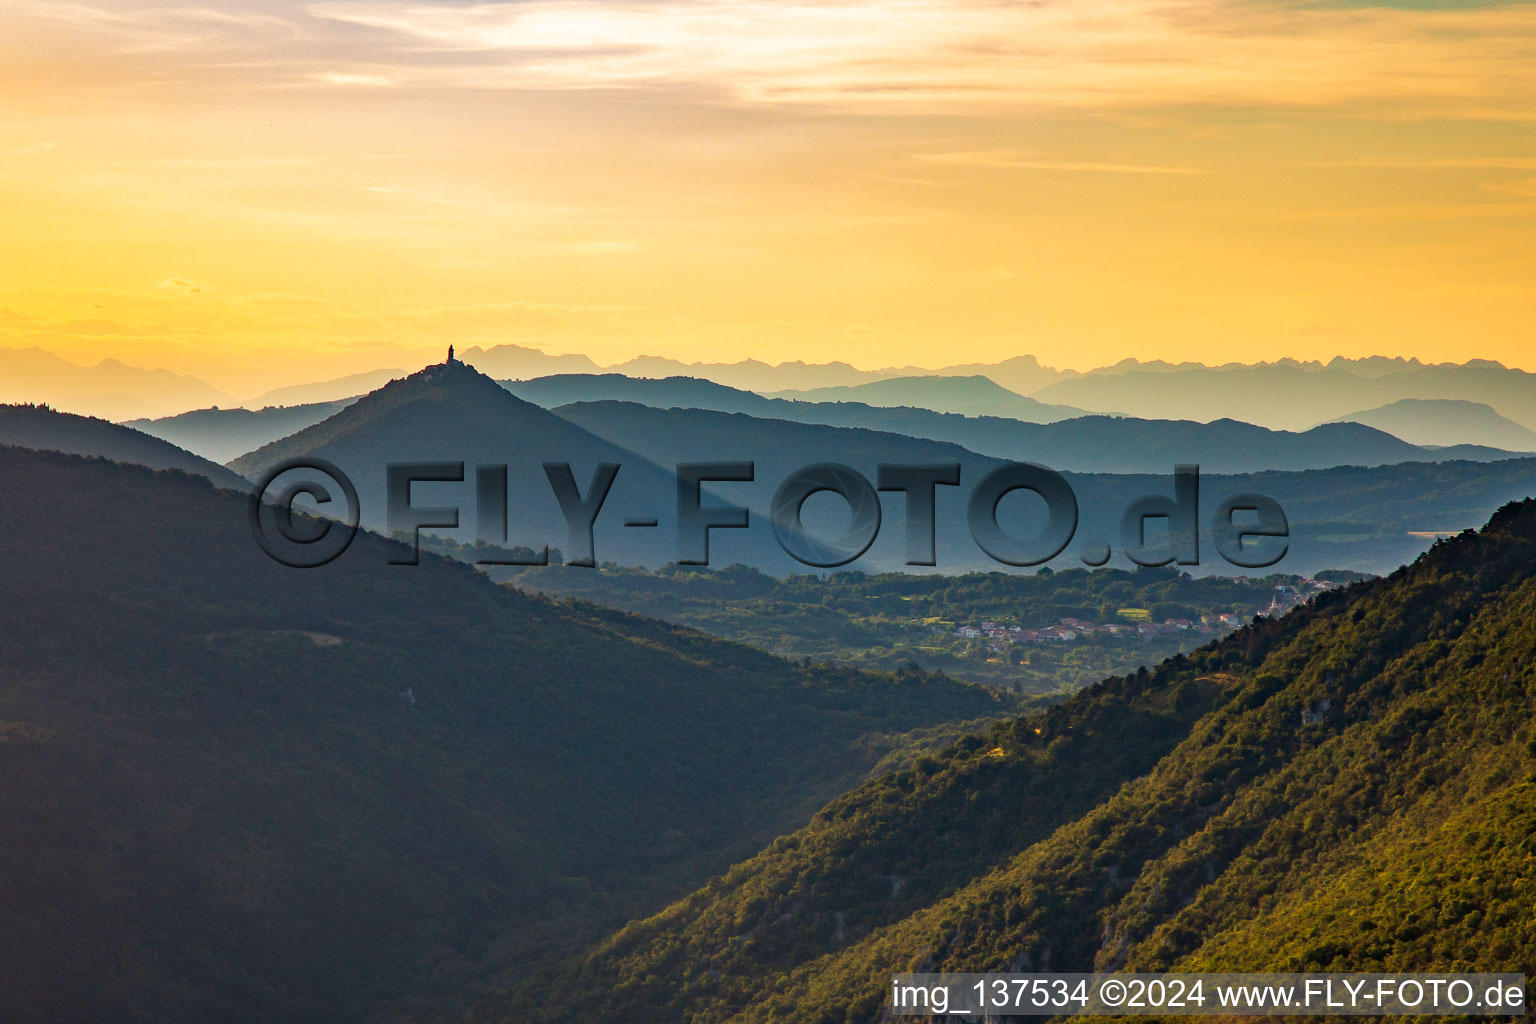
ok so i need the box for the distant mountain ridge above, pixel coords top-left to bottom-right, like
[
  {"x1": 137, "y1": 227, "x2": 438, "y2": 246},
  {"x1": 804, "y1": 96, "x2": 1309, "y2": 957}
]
[
  {"x1": 834, "y1": 408, "x2": 1519, "y2": 472},
  {"x1": 132, "y1": 370, "x2": 1532, "y2": 477},
  {"x1": 1035, "y1": 359, "x2": 1536, "y2": 433},
  {"x1": 502, "y1": 373, "x2": 781, "y2": 416},
  {"x1": 486, "y1": 350, "x2": 1536, "y2": 440},
  {"x1": 245, "y1": 369, "x2": 403, "y2": 408},
  {"x1": 78, "y1": 361, "x2": 1536, "y2": 577},
  {"x1": 765, "y1": 375, "x2": 1089, "y2": 421},
  {"x1": 0, "y1": 346, "x2": 234, "y2": 421},
  {"x1": 1323, "y1": 398, "x2": 1536, "y2": 452},
  {"x1": 457, "y1": 343, "x2": 601, "y2": 379},
  {"x1": 10, "y1": 344, "x2": 1535, "y2": 441},
  {"x1": 852, "y1": 411, "x2": 1520, "y2": 473},
  {"x1": 509, "y1": 374, "x2": 1522, "y2": 473},
  {"x1": 155, "y1": 370, "x2": 1524, "y2": 479},
  {"x1": 553, "y1": 399, "x2": 1536, "y2": 576},
  {"x1": 440, "y1": 344, "x2": 1079, "y2": 394}
]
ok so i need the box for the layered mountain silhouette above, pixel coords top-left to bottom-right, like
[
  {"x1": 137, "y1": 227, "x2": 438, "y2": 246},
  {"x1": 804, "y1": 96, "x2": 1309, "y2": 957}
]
[
  {"x1": 867, "y1": 412, "x2": 1520, "y2": 473},
  {"x1": 131, "y1": 372, "x2": 792, "y2": 465},
  {"x1": 603, "y1": 354, "x2": 917, "y2": 391},
  {"x1": 244, "y1": 368, "x2": 403, "y2": 408},
  {"x1": 1035, "y1": 358, "x2": 1536, "y2": 433},
  {"x1": 14, "y1": 344, "x2": 1536, "y2": 445},
  {"x1": 0, "y1": 346, "x2": 233, "y2": 421},
  {"x1": 599, "y1": 352, "x2": 1077, "y2": 394},
  {"x1": 507, "y1": 374, "x2": 1521, "y2": 473},
  {"x1": 0, "y1": 446, "x2": 1006, "y2": 1024},
  {"x1": 88, "y1": 360, "x2": 1536, "y2": 576},
  {"x1": 765, "y1": 374, "x2": 1088, "y2": 421},
  {"x1": 554, "y1": 400, "x2": 1536, "y2": 575},
  {"x1": 228, "y1": 360, "x2": 796, "y2": 571},
  {"x1": 0, "y1": 403, "x2": 249, "y2": 490},
  {"x1": 922, "y1": 353, "x2": 1076, "y2": 394},
  {"x1": 502, "y1": 373, "x2": 782, "y2": 416},
  {"x1": 127, "y1": 400, "x2": 354, "y2": 464},
  {"x1": 1324, "y1": 398, "x2": 1536, "y2": 452},
  {"x1": 140, "y1": 370, "x2": 1527, "y2": 480},
  {"x1": 539, "y1": 497, "x2": 1536, "y2": 1023},
  {"x1": 775, "y1": 408, "x2": 1517, "y2": 473},
  {"x1": 457, "y1": 343, "x2": 602, "y2": 379}
]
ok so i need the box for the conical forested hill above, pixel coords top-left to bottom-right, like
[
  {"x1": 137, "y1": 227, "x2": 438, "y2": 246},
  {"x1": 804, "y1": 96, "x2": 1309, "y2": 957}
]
[
  {"x1": 523, "y1": 499, "x2": 1536, "y2": 1023},
  {"x1": 229, "y1": 359, "x2": 796, "y2": 570}
]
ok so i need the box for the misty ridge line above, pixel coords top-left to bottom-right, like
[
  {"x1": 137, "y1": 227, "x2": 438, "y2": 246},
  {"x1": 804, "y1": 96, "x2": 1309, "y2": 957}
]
[
  {"x1": 6, "y1": 341, "x2": 1536, "y2": 423},
  {"x1": 110, "y1": 356, "x2": 1536, "y2": 475},
  {"x1": 190, "y1": 358, "x2": 1532, "y2": 580},
  {"x1": 9, "y1": 350, "x2": 1536, "y2": 578}
]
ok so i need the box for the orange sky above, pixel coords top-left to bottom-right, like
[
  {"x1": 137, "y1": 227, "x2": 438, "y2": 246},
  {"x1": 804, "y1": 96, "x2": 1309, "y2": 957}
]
[{"x1": 1, "y1": 0, "x2": 1535, "y2": 395}]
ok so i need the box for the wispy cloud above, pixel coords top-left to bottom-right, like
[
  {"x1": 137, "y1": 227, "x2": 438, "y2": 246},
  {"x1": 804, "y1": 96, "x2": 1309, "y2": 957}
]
[
  {"x1": 294, "y1": 0, "x2": 1536, "y2": 116},
  {"x1": 2, "y1": 0, "x2": 1534, "y2": 376},
  {"x1": 1482, "y1": 176, "x2": 1536, "y2": 198},
  {"x1": 7, "y1": 0, "x2": 1536, "y2": 116},
  {"x1": 318, "y1": 71, "x2": 393, "y2": 87},
  {"x1": 1304, "y1": 157, "x2": 1536, "y2": 169},
  {"x1": 560, "y1": 240, "x2": 640, "y2": 254},
  {"x1": 1283, "y1": 201, "x2": 1536, "y2": 221},
  {"x1": 0, "y1": 140, "x2": 59, "y2": 157},
  {"x1": 912, "y1": 150, "x2": 1204, "y2": 174}
]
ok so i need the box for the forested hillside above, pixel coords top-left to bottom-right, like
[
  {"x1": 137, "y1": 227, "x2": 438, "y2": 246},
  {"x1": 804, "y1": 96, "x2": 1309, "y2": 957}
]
[
  {"x1": 0, "y1": 403, "x2": 250, "y2": 489},
  {"x1": 520, "y1": 499, "x2": 1536, "y2": 1023},
  {"x1": 0, "y1": 447, "x2": 1008, "y2": 1024}
]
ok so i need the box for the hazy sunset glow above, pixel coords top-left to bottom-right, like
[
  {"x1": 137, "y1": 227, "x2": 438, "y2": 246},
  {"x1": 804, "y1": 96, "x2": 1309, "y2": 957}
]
[{"x1": 2, "y1": 0, "x2": 1535, "y2": 393}]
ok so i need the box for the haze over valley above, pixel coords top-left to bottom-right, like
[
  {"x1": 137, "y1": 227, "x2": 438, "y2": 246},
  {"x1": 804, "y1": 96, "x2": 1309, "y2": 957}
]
[{"x1": 5, "y1": 0, "x2": 1535, "y2": 1016}]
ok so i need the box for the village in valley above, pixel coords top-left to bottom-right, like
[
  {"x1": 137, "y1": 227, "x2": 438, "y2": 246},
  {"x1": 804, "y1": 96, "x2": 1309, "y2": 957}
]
[
  {"x1": 945, "y1": 577, "x2": 1340, "y2": 652},
  {"x1": 497, "y1": 561, "x2": 1363, "y2": 694}
]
